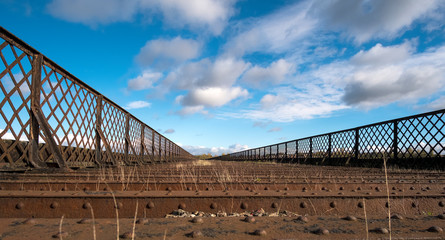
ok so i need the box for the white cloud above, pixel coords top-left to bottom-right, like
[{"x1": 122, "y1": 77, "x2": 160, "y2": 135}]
[
  {"x1": 0, "y1": 129, "x2": 30, "y2": 141},
  {"x1": 232, "y1": 98, "x2": 348, "y2": 122},
  {"x1": 423, "y1": 96, "x2": 445, "y2": 110},
  {"x1": 175, "y1": 106, "x2": 208, "y2": 116},
  {"x1": 220, "y1": 41, "x2": 445, "y2": 122},
  {"x1": 225, "y1": 1, "x2": 316, "y2": 56},
  {"x1": 47, "y1": 0, "x2": 138, "y2": 26},
  {"x1": 160, "y1": 57, "x2": 250, "y2": 115},
  {"x1": 242, "y1": 59, "x2": 294, "y2": 87},
  {"x1": 136, "y1": 37, "x2": 201, "y2": 69},
  {"x1": 164, "y1": 129, "x2": 175, "y2": 134},
  {"x1": 145, "y1": 0, "x2": 236, "y2": 35},
  {"x1": 125, "y1": 100, "x2": 151, "y2": 110},
  {"x1": 46, "y1": 0, "x2": 236, "y2": 34},
  {"x1": 183, "y1": 143, "x2": 249, "y2": 156},
  {"x1": 127, "y1": 71, "x2": 162, "y2": 91},
  {"x1": 224, "y1": 84, "x2": 348, "y2": 122},
  {"x1": 342, "y1": 43, "x2": 445, "y2": 108},
  {"x1": 165, "y1": 57, "x2": 249, "y2": 90},
  {"x1": 310, "y1": 0, "x2": 440, "y2": 43},
  {"x1": 259, "y1": 94, "x2": 285, "y2": 109},
  {"x1": 351, "y1": 42, "x2": 413, "y2": 67},
  {"x1": 3, "y1": 72, "x2": 30, "y2": 95},
  {"x1": 178, "y1": 87, "x2": 248, "y2": 108}
]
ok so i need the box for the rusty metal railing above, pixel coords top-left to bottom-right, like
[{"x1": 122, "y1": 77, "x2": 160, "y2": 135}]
[
  {"x1": 213, "y1": 109, "x2": 445, "y2": 170},
  {"x1": 0, "y1": 26, "x2": 194, "y2": 169}
]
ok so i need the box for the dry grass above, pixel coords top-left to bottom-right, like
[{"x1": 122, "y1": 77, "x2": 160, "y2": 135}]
[
  {"x1": 383, "y1": 156, "x2": 392, "y2": 240},
  {"x1": 58, "y1": 215, "x2": 64, "y2": 240},
  {"x1": 362, "y1": 198, "x2": 368, "y2": 240},
  {"x1": 132, "y1": 201, "x2": 138, "y2": 240}
]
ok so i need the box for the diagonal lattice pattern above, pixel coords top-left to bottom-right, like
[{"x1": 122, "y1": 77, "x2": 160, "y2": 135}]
[
  {"x1": 331, "y1": 130, "x2": 355, "y2": 158},
  {"x1": 286, "y1": 141, "x2": 297, "y2": 159},
  {"x1": 0, "y1": 27, "x2": 192, "y2": 169},
  {"x1": 40, "y1": 64, "x2": 97, "y2": 166},
  {"x1": 128, "y1": 118, "x2": 142, "y2": 163},
  {"x1": 271, "y1": 145, "x2": 278, "y2": 159},
  {"x1": 297, "y1": 138, "x2": 310, "y2": 161},
  {"x1": 359, "y1": 123, "x2": 393, "y2": 160},
  {"x1": 219, "y1": 109, "x2": 445, "y2": 170},
  {"x1": 153, "y1": 132, "x2": 160, "y2": 161},
  {"x1": 0, "y1": 40, "x2": 32, "y2": 167},
  {"x1": 398, "y1": 113, "x2": 445, "y2": 158},
  {"x1": 143, "y1": 126, "x2": 154, "y2": 161},
  {"x1": 312, "y1": 135, "x2": 329, "y2": 159},
  {"x1": 101, "y1": 101, "x2": 126, "y2": 164},
  {"x1": 278, "y1": 143, "x2": 285, "y2": 159}
]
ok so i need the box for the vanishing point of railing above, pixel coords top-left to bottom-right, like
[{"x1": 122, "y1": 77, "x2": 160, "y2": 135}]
[
  {"x1": 0, "y1": 26, "x2": 194, "y2": 170},
  {"x1": 213, "y1": 109, "x2": 445, "y2": 170}
]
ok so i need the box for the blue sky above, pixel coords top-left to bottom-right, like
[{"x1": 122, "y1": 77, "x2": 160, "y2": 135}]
[{"x1": 1, "y1": 0, "x2": 445, "y2": 156}]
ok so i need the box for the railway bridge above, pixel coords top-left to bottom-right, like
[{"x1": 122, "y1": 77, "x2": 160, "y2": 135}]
[{"x1": 0, "y1": 27, "x2": 444, "y2": 239}]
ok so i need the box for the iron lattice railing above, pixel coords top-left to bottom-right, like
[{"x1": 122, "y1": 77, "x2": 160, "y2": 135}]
[
  {"x1": 213, "y1": 109, "x2": 445, "y2": 170},
  {"x1": 0, "y1": 27, "x2": 194, "y2": 169}
]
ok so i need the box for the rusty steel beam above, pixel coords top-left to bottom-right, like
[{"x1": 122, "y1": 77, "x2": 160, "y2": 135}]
[
  {"x1": 31, "y1": 107, "x2": 67, "y2": 169},
  {"x1": 28, "y1": 54, "x2": 45, "y2": 168},
  {"x1": 0, "y1": 190, "x2": 443, "y2": 218}
]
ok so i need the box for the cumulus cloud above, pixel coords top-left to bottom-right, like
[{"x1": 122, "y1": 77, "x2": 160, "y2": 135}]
[
  {"x1": 351, "y1": 42, "x2": 413, "y2": 67},
  {"x1": 242, "y1": 59, "x2": 294, "y2": 87},
  {"x1": 259, "y1": 94, "x2": 286, "y2": 109},
  {"x1": 164, "y1": 57, "x2": 249, "y2": 90},
  {"x1": 136, "y1": 37, "x2": 201, "y2": 70},
  {"x1": 125, "y1": 100, "x2": 151, "y2": 110},
  {"x1": 145, "y1": 0, "x2": 236, "y2": 35},
  {"x1": 220, "y1": 40, "x2": 445, "y2": 122},
  {"x1": 343, "y1": 43, "x2": 445, "y2": 108},
  {"x1": 183, "y1": 143, "x2": 249, "y2": 156},
  {"x1": 178, "y1": 87, "x2": 248, "y2": 108},
  {"x1": 160, "y1": 57, "x2": 250, "y2": 115},
  {"x1": 310, "y1": 0, "x2": 440, "y2": 43},
  {"x1": 46, "y1": 0, "x2": 236, "y2": 34},
  {"x1": 127, "y1": 70, "x2": 162, "y2": 91},
  {"x1": 342, "y1": 66, "x2": 443, "y2": 108}
]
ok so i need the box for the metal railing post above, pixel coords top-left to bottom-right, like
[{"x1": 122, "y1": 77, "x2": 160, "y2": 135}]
[
  {"x1": 285, "y1": 142, "x2": 288, "y2": 160},
  {"x1": 125, "y1": 114, "x2": 130, "y2": 164},
  {"x1": 309, "y1": 137, "x2": 313, "y2": 160},
  {"x1": 29, "y1": 54, "x2": 45, "y2": 168},
  {"x1": 393, "y1": 120, "x2": 398, "y2": 160},
  {"x1": 295, "y1": 140, "x2": 298, "y2": 163},
  {"x1": 328, "y1": 134, "x2": 332, "y2": 160},
  {"x1": 354, "y1": 128, "x2": 359, "y2": 160},
  {"x1": 141, "y1": 125, "x2": 145, "y2": 163},
  {"x1": 95, "y1": 95, "x2": 103, "y2": 165}
]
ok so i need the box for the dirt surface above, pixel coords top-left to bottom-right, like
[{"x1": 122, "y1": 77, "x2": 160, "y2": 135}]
[
  {"x1": 0, "y1": 215, "x2": 444, "y2": 240},
  {"x1": 0, "y1": 160, "x2": 444, "y2": 239}
]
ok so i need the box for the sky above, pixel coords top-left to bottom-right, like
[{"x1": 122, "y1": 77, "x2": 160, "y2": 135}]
[{"x1": 1, "y1": 0, "x2": 445, "y2": 156}]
